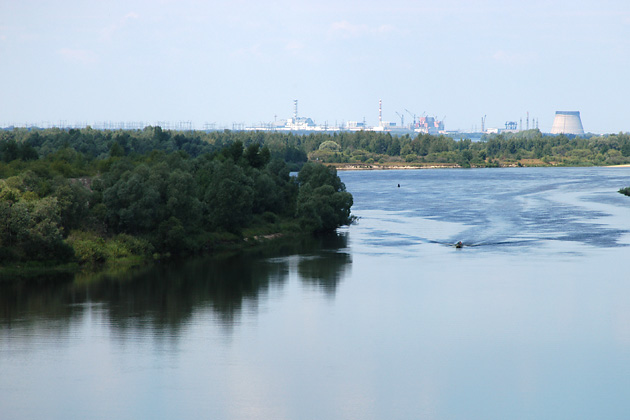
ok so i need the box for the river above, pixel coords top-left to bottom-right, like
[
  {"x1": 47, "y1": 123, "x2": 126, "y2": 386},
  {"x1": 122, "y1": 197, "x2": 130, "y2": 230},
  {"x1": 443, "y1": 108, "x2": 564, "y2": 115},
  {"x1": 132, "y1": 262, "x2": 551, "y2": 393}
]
[{"x1": 2, "y1": 167, "x2": 630, "y2": 420}]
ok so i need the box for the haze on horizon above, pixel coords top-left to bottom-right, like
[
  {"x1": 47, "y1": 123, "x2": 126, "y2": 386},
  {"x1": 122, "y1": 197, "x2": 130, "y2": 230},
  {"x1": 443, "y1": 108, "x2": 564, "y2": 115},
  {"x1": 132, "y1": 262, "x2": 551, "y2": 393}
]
[{"x1": 1, "y1": 0, "x2": 629, "y2": 134}]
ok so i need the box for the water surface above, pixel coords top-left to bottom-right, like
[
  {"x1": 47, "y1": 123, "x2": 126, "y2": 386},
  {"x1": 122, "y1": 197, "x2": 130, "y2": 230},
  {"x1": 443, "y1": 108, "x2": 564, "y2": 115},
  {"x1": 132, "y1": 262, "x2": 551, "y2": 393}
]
[{"x1": 2, "y1": 167, "x2": 630, "y2": 420}]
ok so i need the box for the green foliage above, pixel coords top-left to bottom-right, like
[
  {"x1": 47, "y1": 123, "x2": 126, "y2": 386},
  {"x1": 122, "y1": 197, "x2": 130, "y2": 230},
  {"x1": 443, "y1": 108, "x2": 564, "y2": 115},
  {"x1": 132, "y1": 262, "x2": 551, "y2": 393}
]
[
  {"x1": 319, "y1": 140, "x2": 340, "y2": 151},
  {"x1": 157, "y1": 217, "x2": 187, "y2": 253},
  {"x1": 244, "y1": 143, "x2": 271, "y2": 168},
  {"x1": 8, "y1": 126, "x2": 628, "y2": 170},
  {"x1": 67, "y1": 231, "x2": 153, "y2": 264},
  {"x1": 619, "y1": 187, "x2": 630, "y2": 197},
  {"x1": 102, "y1": 163, "x2": 165, "y2": 233},
  {"x1": 0, "y1": 128, "x2": 360, "y2": 264},
  {"x1": 201, "y1": 160, "x2": 254, "y2": 232},
  {"x1": 109, "y1": 141, "x2": 125, "y2": 157},
  {"x1": 296, "y1": 163, "x2": 354, "y2": 233},
  {"x1": 0, "y1": 179, "x2": 74, "y2": 262},
  {"x1": 67, "y1": 231, "x2": 106, "y2": 264}
]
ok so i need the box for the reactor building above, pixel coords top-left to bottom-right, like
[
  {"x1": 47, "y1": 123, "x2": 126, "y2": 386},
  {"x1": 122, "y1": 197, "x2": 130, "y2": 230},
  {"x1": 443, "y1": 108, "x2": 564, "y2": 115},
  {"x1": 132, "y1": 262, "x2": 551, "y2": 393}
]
[{"x1": 550, "y1": 111, "x2": 584, "y2": 135}]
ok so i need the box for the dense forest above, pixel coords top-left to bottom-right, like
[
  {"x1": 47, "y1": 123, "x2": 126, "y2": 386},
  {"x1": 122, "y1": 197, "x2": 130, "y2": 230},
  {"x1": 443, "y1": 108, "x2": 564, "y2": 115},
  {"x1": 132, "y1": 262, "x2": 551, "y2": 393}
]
[
  {"x1": 1, "y1": 126, "x2": 630, "y2": 268},
  {"x1": 307, "y1": 129, "x2": 630, "y2": 167},
  {"x1": 3, "y1": 126, "x2": 630, "y2": 170},
  {"x1": 0, "y1": 127, "x2": 353, "y2": 267}
]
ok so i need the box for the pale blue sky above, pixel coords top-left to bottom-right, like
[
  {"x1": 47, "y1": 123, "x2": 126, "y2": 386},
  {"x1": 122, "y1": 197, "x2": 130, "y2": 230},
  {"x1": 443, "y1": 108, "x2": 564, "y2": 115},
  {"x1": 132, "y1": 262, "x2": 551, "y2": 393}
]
[{"x1": 1, "y1": 0, "x2": 629, "y2": 133}]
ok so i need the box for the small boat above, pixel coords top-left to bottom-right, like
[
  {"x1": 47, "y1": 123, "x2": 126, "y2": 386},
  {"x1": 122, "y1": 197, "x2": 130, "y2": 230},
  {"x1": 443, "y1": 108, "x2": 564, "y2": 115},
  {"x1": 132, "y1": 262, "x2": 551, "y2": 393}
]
[{"x1": 454, "y1": 241, "x2": 463, "y2": 248}]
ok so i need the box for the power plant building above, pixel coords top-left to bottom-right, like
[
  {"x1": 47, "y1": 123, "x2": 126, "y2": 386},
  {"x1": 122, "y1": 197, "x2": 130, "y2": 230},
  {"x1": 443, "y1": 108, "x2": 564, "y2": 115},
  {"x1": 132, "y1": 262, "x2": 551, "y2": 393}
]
[{"x1": 550, "y1": 111, "x2": 584, "y2": 135}]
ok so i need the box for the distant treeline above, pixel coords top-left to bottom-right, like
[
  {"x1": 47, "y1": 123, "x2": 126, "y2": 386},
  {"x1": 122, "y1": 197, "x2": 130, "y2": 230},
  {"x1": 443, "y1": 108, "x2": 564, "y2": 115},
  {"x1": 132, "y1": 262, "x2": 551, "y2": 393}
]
[
  {"x1": 3, "y1": 127, "x2": 630, "y2": 170},
  {"x1": 0, "y1": 127, "x2": 308, "y2": 171},
  {"x1": 308, "y1": 129, "x2": 630, "y2": 167},
  {"x1": 0, "y1": 127, "x2": 353, "y2": 266}
]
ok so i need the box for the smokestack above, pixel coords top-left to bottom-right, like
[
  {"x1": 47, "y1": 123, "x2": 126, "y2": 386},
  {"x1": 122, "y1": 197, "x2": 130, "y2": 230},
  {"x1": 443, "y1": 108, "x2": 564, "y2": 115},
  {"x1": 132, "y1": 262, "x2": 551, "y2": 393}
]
[
  {"x1": 379, "y1": 99, "x2": 382, "y2": 124},
  {"x1": 526, "y1": 111, "x2": 529, "y2": 130}
]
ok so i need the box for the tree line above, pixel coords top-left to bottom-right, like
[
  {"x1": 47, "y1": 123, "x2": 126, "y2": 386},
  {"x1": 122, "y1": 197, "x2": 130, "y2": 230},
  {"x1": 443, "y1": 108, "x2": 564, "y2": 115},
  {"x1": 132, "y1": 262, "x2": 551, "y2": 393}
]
[
  {"x1": 5, "y1": 126, "x2": 630, "y2": 171},
  {"x1": 0, "y1": 127, "x2": 353, "y2": 266},
  {"x1": 307, "y1": 130, "x2": 630, "y2": 167},
  {"x1": 0, "y1": 126, "x2": 308, "y2": 170}
]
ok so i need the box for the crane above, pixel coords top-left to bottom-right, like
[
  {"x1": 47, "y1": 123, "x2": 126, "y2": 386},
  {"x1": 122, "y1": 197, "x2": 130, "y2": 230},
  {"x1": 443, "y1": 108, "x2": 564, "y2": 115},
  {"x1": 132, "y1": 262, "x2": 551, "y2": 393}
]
[
  {"x1": 405, "y1": 109, "x2": 416, "y2": 127},
  {"x1": 395, "y1": 111, "x2": 404, "y2": 128}
]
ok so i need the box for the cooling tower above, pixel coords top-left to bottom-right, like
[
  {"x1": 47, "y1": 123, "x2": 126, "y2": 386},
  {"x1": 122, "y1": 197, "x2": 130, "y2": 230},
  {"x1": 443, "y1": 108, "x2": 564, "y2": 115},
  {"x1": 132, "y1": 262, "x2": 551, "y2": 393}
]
[{"x1": 550, "y1": 111, "x2": 584, "y2": 135}]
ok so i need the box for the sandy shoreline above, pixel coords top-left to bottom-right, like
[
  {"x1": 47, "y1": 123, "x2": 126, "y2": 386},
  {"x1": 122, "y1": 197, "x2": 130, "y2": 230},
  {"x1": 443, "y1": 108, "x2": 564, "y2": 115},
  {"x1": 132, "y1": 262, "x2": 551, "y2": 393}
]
[
  {"x1": 330, "y1": 164, "x2": 460, "y2": 171},
  {"x1": 330, "y1": 163, "x2": 630, "y2": 171}
]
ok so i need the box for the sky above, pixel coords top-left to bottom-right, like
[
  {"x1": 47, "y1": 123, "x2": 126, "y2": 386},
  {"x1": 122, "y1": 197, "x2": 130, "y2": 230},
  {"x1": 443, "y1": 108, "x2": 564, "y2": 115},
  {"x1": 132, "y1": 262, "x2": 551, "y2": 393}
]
[{"x1": 1, "y1": 0, "x2": 629, "y2": 133}]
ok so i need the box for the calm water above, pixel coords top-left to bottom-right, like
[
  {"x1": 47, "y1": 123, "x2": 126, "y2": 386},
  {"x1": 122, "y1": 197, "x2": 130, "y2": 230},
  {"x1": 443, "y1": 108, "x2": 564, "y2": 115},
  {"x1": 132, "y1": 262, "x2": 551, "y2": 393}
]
[{"x1": 2, "y1": 167, "x2": 630, "y2": 420}]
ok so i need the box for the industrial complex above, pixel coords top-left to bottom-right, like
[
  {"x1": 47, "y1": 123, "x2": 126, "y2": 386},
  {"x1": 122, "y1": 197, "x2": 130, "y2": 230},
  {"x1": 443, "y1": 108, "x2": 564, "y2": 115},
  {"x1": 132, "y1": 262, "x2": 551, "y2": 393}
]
[
  {"x1": 1, "y1": 100, "x2": 587, "y2": 136},
  {"x1": 244, "y1": 100, "x2": 583, "y2": 137},
  {"x1": 246, "y1": 100, "x2": 445, "y2": 135}
]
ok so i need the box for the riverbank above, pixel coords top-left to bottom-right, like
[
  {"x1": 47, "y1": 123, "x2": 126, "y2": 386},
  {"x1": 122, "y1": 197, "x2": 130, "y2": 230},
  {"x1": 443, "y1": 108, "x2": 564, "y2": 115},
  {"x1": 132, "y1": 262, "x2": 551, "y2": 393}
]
[
  {"x1": 329, "y1": 163, "x2": 458, "y2": 170},
  {"x1": 331, "y1": 161, "x2": 630, "y2": 171},
  {"x1": 328, "y1": 158, "x2": 552, "y2": 170},
  {"x1": 0, "y1": 262, "x2": 79, "y2": 281},
  {"x1": 0, "y1": 225, "x2": 305, "y2": 281}
]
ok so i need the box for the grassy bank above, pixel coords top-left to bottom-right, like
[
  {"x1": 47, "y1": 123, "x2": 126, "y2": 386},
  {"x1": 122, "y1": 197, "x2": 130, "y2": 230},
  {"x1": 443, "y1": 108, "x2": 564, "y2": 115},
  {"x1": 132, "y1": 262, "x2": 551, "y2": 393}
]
[
  {"x1": 0, "y1": 216, "x2": 307, "y2": 280},
  {"x1": 0, "y1": 262, "x2": 79, "y2": 281}
]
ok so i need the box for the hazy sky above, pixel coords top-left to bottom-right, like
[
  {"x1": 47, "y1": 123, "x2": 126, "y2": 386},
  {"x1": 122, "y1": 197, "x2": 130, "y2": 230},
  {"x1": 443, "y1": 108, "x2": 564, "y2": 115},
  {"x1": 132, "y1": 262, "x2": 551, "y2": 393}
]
[{"x1": 1, "y1": 0, "x2": 629, "y2": 133}]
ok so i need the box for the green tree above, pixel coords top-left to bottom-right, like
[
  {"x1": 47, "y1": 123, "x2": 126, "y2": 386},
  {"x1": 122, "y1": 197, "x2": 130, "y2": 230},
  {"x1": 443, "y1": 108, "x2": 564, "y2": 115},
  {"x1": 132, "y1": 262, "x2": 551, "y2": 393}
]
[
  {"x1": 109, "y1": 141, "x2": 125, "y2": 157},
  {"x1": 296, "y1": 163, "x2": 353, "y2": 232},
  {"x1": 200, "y1": 161, "x2": 254, "y2": 232}
]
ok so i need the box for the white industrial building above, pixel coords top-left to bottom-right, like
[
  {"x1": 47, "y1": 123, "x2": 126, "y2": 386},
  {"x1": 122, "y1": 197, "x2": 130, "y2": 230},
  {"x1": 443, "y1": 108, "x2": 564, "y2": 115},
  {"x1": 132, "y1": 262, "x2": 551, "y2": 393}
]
[{"x1": 550, "y1": 111, "x2": 584, "y2": 135}]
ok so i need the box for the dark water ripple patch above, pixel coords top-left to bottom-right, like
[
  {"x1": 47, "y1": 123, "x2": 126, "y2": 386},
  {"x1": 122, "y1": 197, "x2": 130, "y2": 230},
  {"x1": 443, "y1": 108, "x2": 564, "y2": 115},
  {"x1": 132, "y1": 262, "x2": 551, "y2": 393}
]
[
  {"x1": 364, "y1": 239, "x2": 420, "y2": 248},
  {"x1": 362, "y1": 228, "x2": 424, "y2": 248},
  {"x1": 584, "y1": 192, "x2": 630, "y2": 206},
  {"x1": 342, "y1": 167, "x2": 630, "y2": 250}
]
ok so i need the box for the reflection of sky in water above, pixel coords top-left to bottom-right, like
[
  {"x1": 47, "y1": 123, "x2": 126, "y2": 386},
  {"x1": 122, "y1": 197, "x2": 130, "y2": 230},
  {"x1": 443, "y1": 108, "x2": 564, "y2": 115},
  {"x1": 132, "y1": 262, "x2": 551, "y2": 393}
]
[{"x1": 2, "y1": 167, "x2": 630, "y2": 420}]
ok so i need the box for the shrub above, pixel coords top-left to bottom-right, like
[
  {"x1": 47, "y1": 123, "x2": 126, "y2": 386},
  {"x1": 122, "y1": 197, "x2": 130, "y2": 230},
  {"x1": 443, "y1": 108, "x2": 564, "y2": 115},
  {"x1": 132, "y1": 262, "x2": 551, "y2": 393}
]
[
  {"x1": 262, "y1": 211, "x2": 278, "y2": 223},
  {"x1": 67, "y1": 231, "x2": 106, "y2": 264}
]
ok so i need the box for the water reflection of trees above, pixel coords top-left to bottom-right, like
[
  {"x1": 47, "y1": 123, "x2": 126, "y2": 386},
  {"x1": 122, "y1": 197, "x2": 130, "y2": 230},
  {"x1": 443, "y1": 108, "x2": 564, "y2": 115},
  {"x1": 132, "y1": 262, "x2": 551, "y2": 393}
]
[
  {"x1": 0, "y1": 232, "x2": 351, "y2": 335},
  {"x1": 297, "y1": 233, "x2": 351, "y2": 295},
  {"x1": 0, "y1": 272, "x2": 76, "y2": 329},
  {"x1": 96, "y1": 254, "x2": 291, "y2": 331}
]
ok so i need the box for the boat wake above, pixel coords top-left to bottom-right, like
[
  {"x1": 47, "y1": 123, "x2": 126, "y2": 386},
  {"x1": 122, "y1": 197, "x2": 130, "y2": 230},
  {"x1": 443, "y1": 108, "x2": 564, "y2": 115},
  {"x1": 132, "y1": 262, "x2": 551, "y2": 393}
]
[{"x1": 426, "y1": 239, "x2": 537, "y2": 249}]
